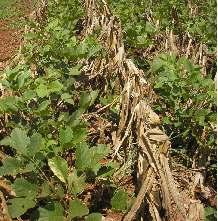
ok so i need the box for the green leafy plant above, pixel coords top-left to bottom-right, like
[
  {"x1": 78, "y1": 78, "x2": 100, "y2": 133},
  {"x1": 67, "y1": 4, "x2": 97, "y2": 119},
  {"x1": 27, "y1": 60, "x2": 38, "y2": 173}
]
[
  {"x1": 0, "y1": 125, "x2": 111, "y2": 218},
  {"x1": 110, "y1": 0, "x2": 216, "y2": 51},
  {"x1": 86, "y1": 213, "x2": 102, "y2": 221},
  {"x1": 205, "y1": 206, "x2": 217, "y2": 221},
  {"x1": 151, "y1": 54, "x2": 216, "y2": 167},
  {"x1": 0, "y1": 0, "x2": 117, "y2": 219},
  {"x1": 109, "y1": 0, "x2": 157, "y2": 48},
  {"x1": 111, "y1": 189, "x2": 129, "y2": 211},
  {"x1": 0, "y1": 0, "x2": 216, "y2": 219}
]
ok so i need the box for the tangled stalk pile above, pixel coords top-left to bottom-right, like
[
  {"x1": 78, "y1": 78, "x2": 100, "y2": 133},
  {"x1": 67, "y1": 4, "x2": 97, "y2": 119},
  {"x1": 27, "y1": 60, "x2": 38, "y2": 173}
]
[
  {"x1": 82, "y1": 0, "x2": 208, "y2": 220},
  {"x1": 0, "y1": 0, "x2": 216, "y2": 220}
]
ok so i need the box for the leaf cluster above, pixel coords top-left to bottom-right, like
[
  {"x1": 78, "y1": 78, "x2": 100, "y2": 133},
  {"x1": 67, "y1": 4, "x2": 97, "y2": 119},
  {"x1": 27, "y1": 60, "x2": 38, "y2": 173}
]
[
  {"x1": 0, "y1": 0, "x2": 118, "y2": 220},
  {"x1": 151, "y1": 54, "x2": 216, "y2": 165}
]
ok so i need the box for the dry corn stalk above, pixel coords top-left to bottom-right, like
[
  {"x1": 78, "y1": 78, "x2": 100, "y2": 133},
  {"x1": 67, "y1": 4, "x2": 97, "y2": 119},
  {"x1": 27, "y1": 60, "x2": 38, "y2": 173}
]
[
  {"x1": 82, "y1": 0, "x2": 204, "y2": 220},
  {"x1": 0, "y1": 191, "x2": 12, "y2": 221}
]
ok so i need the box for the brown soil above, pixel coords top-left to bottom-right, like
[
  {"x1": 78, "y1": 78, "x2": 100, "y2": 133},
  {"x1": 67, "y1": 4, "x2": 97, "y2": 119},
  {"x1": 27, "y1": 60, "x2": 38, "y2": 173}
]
[
  {"x1": 0, "y1": 20, "x2": 22, "y2": 70},
  {"x1": 0, "y1": 0, "x2": 32, "y2": 70}
]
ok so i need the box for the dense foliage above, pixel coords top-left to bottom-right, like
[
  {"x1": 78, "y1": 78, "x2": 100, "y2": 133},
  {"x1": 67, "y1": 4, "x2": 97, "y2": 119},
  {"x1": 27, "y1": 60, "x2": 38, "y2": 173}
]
[
  {"x1": 110, "y1": 0, "x2": 216, "y2": 174},
  {"x1": 151, "y1": 54, "x2": 216, "y2": 167},
  {"x1": 0, "y1": 0, "x2": 129, "y2": 219},
  {"x1": 0, "y1": 0, "x2": 216, "y2": 220},
  {"x1": 110, "y1": 0, "x2": 216, "y2": 50}
]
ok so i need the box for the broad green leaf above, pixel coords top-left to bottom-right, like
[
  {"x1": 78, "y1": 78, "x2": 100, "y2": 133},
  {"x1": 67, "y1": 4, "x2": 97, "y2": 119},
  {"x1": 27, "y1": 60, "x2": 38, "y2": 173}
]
[
  {"x1": 89, "y1": 90, "x2": 99, "y2": 106},
  {"x1": 79, "y1": 92, "x2": 91, "y2": 110},
  {"x1": 60, "y1": 93, "x2": 71, "y2": 100},
  {"x1": 205, "y1": 206, "x2": 216, "y2": 217},
  {"x1": 59, "y1": 126, "x2": 73, "y2": 146},
  {"x1": 23, "y1": 90, "x2": 36, "y2": 100},
  {"x1": 25, "y1": 32, "x2": 37, "y2": 40},
  {"x1": 8, "y1": 178, "x2": 38, "y2": 218},
  {"x1": 111, "y1": 190, "x2": 128, "y2": 211},
  {"x1": 90, "y1": 144, "x2": 110, "y2": 161},
  {"x1": 87, "y1": 44, "x2": 102, "y2": 58},
  {"x1": 205, "y1": 206, "x2": 216, "y2": 221},
  {"x1": 17, "y1": 70, "x2": 30, "y2": 88},
  {"x1": 0, "y1": 157, "x2": 22, "y2": 176},
  {"x1": 67, "y1": 171, "x2": 86, "y2": 195},
  {"x1": 46, "y1": 139, "x2": 58, "y2": 151},
  {"x1": 75, "y1": 143, "x2": 110, "y2": 174},
  {"x1": 75, "y1": 143, "x2": 91, "y2": 172},
  {"x1": 48, "y1": 156, "x2": 68, "y2": 183},
  {"x1": 37, "y1": 100, "x2": 51, "y2": 112},
  {"x1": 22, "y1": 161, "x2": 36, "y2": 173},
  {"x1": 79, "y1": 90, "x2": 99, "y2": 112},
  {"x1": 55, "y1": 184, "x2": 65, "y2": 199},
  {"x1": 36, "y1": 84, "x2": 49, "y2": 98},
  {"x1": 61, "y1": 93, "x2": 74, "y2": 104},
  {"x1": 29, "y1": 133, "x2": 44, "y2": 155},
  {"x1": 72, "y1": 125, "x2": 87, "y2": 145},
  {"x1": 8, "y1": 196, "x2": 36, "y2": 218},
  {"x1": 10, "y1": 128, "x2": 30, "y2": 155},
  {"x1": 97, "y1": 161, "x2": 119, "y2": 178},
  {"x1": 36, "y1": 202, "x2": 64, "y2": 221},
  {"x1": 163, "y1": 116, "x2": 171, "y2": 124},
  {"x1": 12, "y1": 178, "x2": 38, "y2": 197},
  {"x1": 0, "y1": 96, "x2": 20, "y2": 113},
  {"x1": 89, "y1": 144, "x2": 110, "y2": 173},
  {"x1": 46, "y1": 68, "x2": 61, "y2": 79},
  {"x1": 86, "y1": 213, "x2": 102, "y2": 221},
  {"x1": 48, "y1": 80, "x2": 63, "y2": 93},
  {"x1": 58, "y1": 112, "x2": 70, "y2": 122},
  {"x1": 38, "y1": 182, "x2": 51, "y2": 198},
  {"x1": 151, "y1": 57, "x2": 164, "y2": 72},
  {"x1": 145, "y1": 21, "x2": 155, "y2": 33},
  {"x1": 68, "y1": 199, "x2": 89, "y2": 219},
  {"x1": 68, "y1": 65, "x2": 81, "y2": 76},
  {"x1": 47, "y1": 18, "x2": 59, "y2": 30},
  {"x1": 0, "y1": 136, "x2": 11, "y2": 146},
  {"x1": 68, "y1": 109, "x2": 84, "y2": 127}
]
